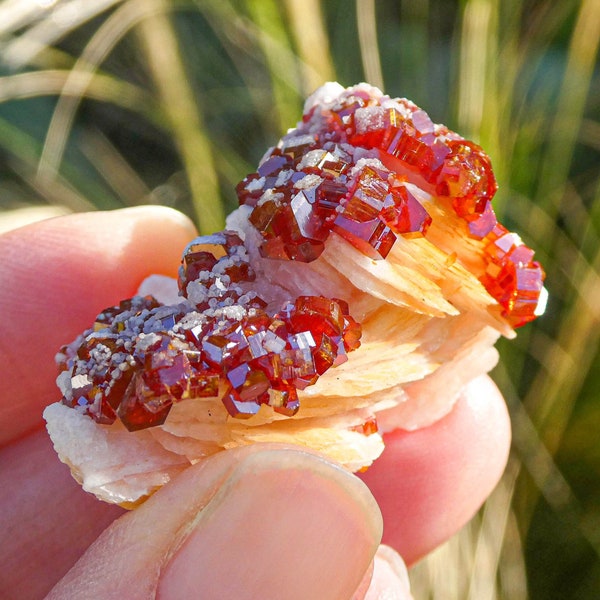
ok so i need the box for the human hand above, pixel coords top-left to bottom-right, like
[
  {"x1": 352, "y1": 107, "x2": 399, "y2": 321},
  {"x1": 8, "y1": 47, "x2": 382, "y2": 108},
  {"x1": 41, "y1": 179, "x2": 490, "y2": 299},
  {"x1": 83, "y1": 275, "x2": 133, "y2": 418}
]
[{"x1": 0, "y1": 207, "x2": 510, "y2": 599}]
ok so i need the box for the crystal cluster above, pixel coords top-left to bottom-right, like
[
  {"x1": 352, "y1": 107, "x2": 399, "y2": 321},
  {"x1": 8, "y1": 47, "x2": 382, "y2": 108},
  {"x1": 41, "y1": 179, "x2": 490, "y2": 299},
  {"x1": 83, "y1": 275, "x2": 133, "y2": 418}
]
[
  {"x1": 236, "y1": 85, "x2": 545, "y2": 327},
  {"x1": 56, "y1": 83, "x2": 546, "y2": 436},
  {"x1": 58, "y1": 232, "x2": 361, "y2": 431}
]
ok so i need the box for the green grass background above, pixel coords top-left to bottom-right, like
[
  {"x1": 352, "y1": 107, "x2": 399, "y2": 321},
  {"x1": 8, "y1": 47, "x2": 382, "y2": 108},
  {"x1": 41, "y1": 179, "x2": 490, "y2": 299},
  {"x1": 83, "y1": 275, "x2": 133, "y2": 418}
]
[{"x1": 0, "y1": 0, "x2": 598, "y2": 597}]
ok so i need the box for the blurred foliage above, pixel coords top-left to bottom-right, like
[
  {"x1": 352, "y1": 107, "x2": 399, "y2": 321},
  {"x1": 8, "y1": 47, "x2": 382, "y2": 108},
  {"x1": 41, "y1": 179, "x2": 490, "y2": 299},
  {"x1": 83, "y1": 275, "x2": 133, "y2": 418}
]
[{"x1": 0, "y1": 0, "x2": 598, "y2": 597}]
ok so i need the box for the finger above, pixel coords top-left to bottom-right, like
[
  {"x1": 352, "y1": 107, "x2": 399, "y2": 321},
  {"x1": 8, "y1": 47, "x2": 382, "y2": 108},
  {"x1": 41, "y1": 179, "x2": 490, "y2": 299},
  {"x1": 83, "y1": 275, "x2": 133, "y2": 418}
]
[
  {"x1": 353, "y1": 545, "x2": 414, "y2": 600},
  {"x1": 46, "y1": 446, "x2": 382, "y2": 600},
  {"x1": 0, "y1": 206, "x2": 197, "y2": 445},
  {"x1": 0, "y1": 429, "x2": 124, "y2": 600},
  {"x1": 359, "y1": 375, "x2": 510, "y2": 565}
]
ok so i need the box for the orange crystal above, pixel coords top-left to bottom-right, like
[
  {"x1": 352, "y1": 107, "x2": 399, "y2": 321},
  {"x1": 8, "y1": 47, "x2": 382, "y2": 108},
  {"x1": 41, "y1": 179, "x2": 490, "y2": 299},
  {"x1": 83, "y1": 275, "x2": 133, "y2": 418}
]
[{"x1": 236, "y1": 84, "x2": 544, "y2": 328}]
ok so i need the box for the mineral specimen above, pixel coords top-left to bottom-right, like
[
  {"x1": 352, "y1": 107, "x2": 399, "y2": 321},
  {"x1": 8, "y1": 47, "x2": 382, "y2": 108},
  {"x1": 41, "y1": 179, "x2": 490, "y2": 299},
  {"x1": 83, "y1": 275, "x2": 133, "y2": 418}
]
[{"x1": 45, "y1": 82, "x2": 546, "y2": 505}]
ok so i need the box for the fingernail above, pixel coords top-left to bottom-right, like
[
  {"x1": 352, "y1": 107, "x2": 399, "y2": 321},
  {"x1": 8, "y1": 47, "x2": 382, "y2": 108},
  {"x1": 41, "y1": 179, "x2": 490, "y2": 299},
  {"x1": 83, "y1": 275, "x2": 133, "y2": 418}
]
[
  {"x1": 357, "y1": 545, "x2": 413, "y2": 600},
  {"x1": 158, "y1": 449, "x2": 382, "y2": 600}
]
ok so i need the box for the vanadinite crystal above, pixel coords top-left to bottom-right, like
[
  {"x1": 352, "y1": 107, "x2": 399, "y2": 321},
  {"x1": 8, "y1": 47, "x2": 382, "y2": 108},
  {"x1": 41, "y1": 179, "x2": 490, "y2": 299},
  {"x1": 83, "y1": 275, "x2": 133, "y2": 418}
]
[
  {"x1": 236, "y1": 83, "x2": 545, "y2": 327},
  {"x1": 58, "y1": 232, "x2": 362, "y2": 430}
]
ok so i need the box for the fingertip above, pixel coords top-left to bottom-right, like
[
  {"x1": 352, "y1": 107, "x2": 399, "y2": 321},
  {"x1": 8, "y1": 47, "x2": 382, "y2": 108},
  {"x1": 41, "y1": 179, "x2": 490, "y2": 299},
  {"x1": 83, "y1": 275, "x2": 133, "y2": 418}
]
[
  {"x1": 367, "y1": 546, "x2": 413, "y2": 600},
  {"x1": 0, "y1": 206, "x2": 197, "y2": 444},
  {"x1": 48, "y1": 446, "x2": 382, "y2": 600},
  {"x1": 359, "y1": 375, "x2": 510, "y2": 565},
  {"x1": 158, "y1": 448, "x2": 382, "y2": 600}
]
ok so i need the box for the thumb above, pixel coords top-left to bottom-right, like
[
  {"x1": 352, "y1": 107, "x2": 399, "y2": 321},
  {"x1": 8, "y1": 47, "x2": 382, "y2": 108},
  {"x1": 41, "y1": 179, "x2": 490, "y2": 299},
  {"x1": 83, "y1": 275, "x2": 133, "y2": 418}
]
[{"x1": 47, "y1": 445, "x2": 382, "y2": 600}]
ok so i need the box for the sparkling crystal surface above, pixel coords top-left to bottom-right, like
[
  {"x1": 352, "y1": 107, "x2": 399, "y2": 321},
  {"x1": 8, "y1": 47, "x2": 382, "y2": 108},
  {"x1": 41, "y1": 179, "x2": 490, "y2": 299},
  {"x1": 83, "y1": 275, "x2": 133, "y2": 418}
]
[
  {"x1": 58, "y1": 232, "x2": 362, "y2": 429},
  {"x1": 235, "y1": 84, "x2": 545, "y2": 328}
]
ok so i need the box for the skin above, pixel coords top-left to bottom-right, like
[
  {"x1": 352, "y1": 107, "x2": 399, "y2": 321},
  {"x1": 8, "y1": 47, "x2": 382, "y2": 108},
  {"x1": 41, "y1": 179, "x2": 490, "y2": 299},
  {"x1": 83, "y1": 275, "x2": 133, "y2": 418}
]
[{"x1": 0, "y1": 207, "x2": 511, "y2": 599}]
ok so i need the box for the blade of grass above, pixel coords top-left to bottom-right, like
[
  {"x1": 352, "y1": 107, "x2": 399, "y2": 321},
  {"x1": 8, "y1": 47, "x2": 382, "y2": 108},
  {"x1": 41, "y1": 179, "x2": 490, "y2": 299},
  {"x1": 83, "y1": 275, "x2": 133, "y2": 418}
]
[
  {"x1": 356, "y1": 0, "x2": 384, "y2": 89},
  {"x1": 525, "y1": 191, "x2": 600, "y2": 455},
  {"x1": 197, "y1": 0, "x2": 310, "y2": 140},
  {"x1": 456, "y1": 0, "x2": 517, "y2": 213},
  {"x1": 498, "y1": 503, "x2": 529, "y2": 599},
  {"x1": 0, "y1": 0, "x2": 57, "y2": 37},
  {"x1": 0, "y1": 69, "x2": 157, "y2": 121},
  {"x1": 398, "y1": 0, "x2": 430, "y2": 104},
  {"x1": 36, "y1": 0, "x2": 167, "y2": 185},
  {"x1": 457, "y1": 0, "x2": 495, "y2": 137},
  {"x1": 0, "y1": 0, "x2": 123, "y2": 68},
  {"x1": 467, "y1": 459, "x2": 521, "y2": 600},
  {"x1": 529, "y1": 0, "x2": 600, "y2": 241},
  {"x1": 137, "y1": 3, "x2": 225, "y2": 233},
  {"x1": 0, "y1": 115, "x2": 95, "y2": 211},
  {"x1": 284, "y1": 0, "x2": 335, "y2": 94},
  {"x1": 494, "y1": 356, "x2": 600, "y2": 564},
  {"x1": 245, "y1": 0, "x2": 302, "y2": 135},
  {"x1": 78, "y1": 127, "x2": 151, "y2": 205}
]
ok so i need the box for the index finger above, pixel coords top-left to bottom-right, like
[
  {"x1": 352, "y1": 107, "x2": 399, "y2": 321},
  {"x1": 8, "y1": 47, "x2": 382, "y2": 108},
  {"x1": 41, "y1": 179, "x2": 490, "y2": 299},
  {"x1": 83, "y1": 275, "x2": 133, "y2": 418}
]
[{"x1": 0, "y1": 206, "x2": 197, "y2": 446}]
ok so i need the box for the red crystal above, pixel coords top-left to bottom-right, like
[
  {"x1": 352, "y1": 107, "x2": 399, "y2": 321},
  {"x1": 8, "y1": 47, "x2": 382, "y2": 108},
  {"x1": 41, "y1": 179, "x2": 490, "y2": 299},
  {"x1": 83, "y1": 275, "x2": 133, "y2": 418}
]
[
  {"x1": 333, "y1": 214, "x2": 396, "y2": 259},
  {"x1": 436, "y1": 140, "x2": 498, "y2": 216},
  {"x1": 315, "y1": 179, "x2": 347, "y2": 217},
  {"x1": 117, "y1": 373, "x2": 173, "y2": 431},
  {"x1": 227, "y1": 363, "x2": 270, "y2": 401},
  {"x1": 290, "y1": 191, "x2": 328, "y2": 240},
  {"x1": 221, "y1": 387, "x2": 263, "y2": 419},
  {"x1": 341, "y1": 314, "x2": 363, "y2": 352},
  {"x1": 258, "y1": 153, "x2": 292, "y2": 177},
  {"x1": 280, "y1": 346, "x2": 317, "y2": 380},
  {"x1": 188, "y1": 369, "x2": 219, "y2": 398},
  {"x1": 267, "y1": 384, "x2": 300, "y2": 416},
  {"x1": 312, "y1": 333, "x2": 343, "y2": 374},
  {"x1": 249, "y1": 200, "x2": 279, "y2": 234},
  {"x1": 202, "y1": 330, "x2": 249, "y2": 370},
  {"x1": 290, "y1": 296, "x2": 345, "y2": 339},
  {"x1": 94, "y1": 296, "x2": 160, "y2": 331},
  {"x1": 478, "y1": 220, "x2": 546, "y2": 327},
  {"x1": 351, "y1": 417, "x2": 379, "y2": 436},
  {"x1": 142, "y1": 351, "x2": 195, "y2": 401},
  {"x1": 179, "y1": 231, "x2": 257, "y2": 310},
  {"x1": 466, "y1": 201, "x2": 497, "y2": 239},
  {"x1": 318, "y1": 152, "x2": 350, "y2": 177},
  {"x1": 381, "y1": 186, "x2": 432, "y2": 237},
  {"x1": 278, "y1": 136, "x2": 316, "y2": 160},
  {"x1": 388, "y1": 134, "x2": 434, "y2": 175},
  {"x1": 234, "y1": 84, "x2": 544, "y2": 333},
  {"x1": 90, "y1": 397, "x2": 119, "y2": 426},
  {"x1": 258, "y1": 236, "x2": 289, "y2": 260},
  {"x1": 349, "y1": 107, "x2": 406, "y2": 149}
]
